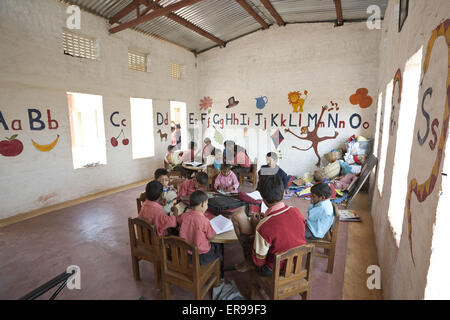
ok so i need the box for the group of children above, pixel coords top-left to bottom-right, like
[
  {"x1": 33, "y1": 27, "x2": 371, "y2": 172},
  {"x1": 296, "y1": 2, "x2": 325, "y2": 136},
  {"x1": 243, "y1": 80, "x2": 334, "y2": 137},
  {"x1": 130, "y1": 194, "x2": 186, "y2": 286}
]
[
  {"x1": 138, "y1": 168, "x2": 223, "y2": 268},
  {"x1": 137, "y1": 158, "x2": 336, "y2": 277}
]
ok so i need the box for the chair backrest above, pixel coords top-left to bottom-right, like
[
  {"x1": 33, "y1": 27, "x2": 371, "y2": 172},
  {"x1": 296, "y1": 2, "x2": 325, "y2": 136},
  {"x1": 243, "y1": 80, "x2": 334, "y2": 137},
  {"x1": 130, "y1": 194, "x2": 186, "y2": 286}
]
[
  {"x1": 329, "y1": 203, "x2": 340, "y2": 244},
  {"x1": 128, "y1": 217, "x2": 160, "y2": 258},
  {"x1": 161, "y1": 236, "x2": 199, "y2": 281},
  {"x1": 251, "y1": 158, "x2": 258, "y2": 174},
  {"x1": 272, "y1": 243, "x2": 315, "y2": 289},
  {"x1": 136, "y1": 192, "x2": 146, "y2": 213}
]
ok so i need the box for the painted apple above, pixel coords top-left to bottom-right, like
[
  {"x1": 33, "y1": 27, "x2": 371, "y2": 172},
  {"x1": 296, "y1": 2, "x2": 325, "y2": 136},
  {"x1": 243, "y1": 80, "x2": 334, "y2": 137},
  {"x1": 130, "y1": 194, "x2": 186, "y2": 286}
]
[
  {"x1": 122, "y1": 138, "x2": 129, "y2": 146},
  {"x1": 0, "y1": 134, "x2": 24, "y2": 157},
  {"x1": 111, "y1": 137, "x2": 118, "y2": 147}
]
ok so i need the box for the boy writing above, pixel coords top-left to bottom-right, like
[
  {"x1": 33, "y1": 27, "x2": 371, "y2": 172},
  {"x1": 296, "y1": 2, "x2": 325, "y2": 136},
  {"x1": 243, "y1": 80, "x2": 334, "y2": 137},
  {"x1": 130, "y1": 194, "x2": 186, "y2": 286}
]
[
  {"x1": 214, "y1": 164, "x2": 239, "y2": 193},
  {"x1": 176, "y1": 171, "x2": 209, "y2": 214},
  {"x1": 138, "y1": 181, "x2": 179, "y2": 237},
  {"x1": 305, "y1": 183, "x2": 334, "y2": 240},
  {"x1": 178, "y1": 190, "x2": 223, "y2": 269},
  {"x1": 231, "y1": 175, "x2": 306, "y2": 274}
]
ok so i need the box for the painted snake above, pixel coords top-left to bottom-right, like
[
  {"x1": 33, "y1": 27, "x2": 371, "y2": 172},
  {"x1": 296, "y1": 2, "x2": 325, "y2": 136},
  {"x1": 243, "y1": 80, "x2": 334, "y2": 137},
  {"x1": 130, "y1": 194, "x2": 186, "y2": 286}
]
[{"x1": 406, "y1": 19, "x2": 450, "y2": 265}]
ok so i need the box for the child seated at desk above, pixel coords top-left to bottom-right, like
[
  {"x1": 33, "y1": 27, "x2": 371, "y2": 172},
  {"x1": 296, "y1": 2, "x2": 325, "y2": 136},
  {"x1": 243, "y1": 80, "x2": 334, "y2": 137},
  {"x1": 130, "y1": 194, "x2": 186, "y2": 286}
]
[
  {"x1": 305, "y1": 183, "x2": 334, "y2": 240},
  {"x1": 176, "y1": 172, "x2": 209, "y2": 214},
  {"x1": 138, "y1": 180, "x2": 179, "y2": 237},
  {"x1": 214, "y1": 164, "x2": 239, "y2": 193},
  {"x1": 178, "y1": 190, "x2": 223, "y2": 267},
  {"x1": 154, "y1": 168, "x2": 178, "y2": 215}
]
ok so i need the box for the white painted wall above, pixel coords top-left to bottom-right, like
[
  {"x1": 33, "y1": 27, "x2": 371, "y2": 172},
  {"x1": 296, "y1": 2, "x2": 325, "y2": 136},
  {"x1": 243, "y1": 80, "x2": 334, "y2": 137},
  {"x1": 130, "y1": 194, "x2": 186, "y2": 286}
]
[
  {"x1": 196, "y1": 22, "x2": 380, "y2": 175},
  {"x1": 371, "y1": 0, "x2": 450, "y2": 299},
  {"x1": 0, "y1": 0, "x2": 197, "y2": 219}
]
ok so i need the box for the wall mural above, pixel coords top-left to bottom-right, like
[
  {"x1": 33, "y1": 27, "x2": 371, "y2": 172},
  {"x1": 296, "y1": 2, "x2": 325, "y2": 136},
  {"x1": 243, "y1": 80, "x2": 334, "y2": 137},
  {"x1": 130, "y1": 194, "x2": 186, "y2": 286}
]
[
  {"x1": 285, "y1": 105, "x2": 339, "y2": 166},
  {"x1": 0, "y1": 108, "x2": 60, "y2": 156},
  {"x1": 271, "y1": 129, "x2": 284, "y2": 149},
  {"x1": 32, "y1": 134, "x2": 60, "y2": 152},
  {"x1": 390, "y1": 70, "x2": 402, "y2": 136},
  {"x1": 288, "y1": 90, "x2": 308, "y2": 113},
  {"x1": 157, "y1": 129, "x2": 168, "y2": 142},
  {"x1": 110, "y1": 129, "x2": 129, "y2": 147},
  {"x1": 213, "y1": 125, "x2": 224, "y2": 145},
  {"x1": 350, "y1": 88, "x2": 373, "y2": 109},
  {"x1": 200, "y1": 96, "x2": 213, "y2": 112},
  {"x1": 226, "y1": 97, "x2": 239, "y2": 109},
  {"x1": 406, "y1": 19, "x2": 450, "y2": 265},
  {"x1": 0, "y1": 134, "x2": 24, "y2": 157},
  {"x1": 109, "y1": 112, "x2": 129, "y2": 147},
  {"x1": 417, "y1": 87, "x2": 433, "y2": 145},
  {"x1": 255, "y1": 96, "x2": 269, "y2": 110}
]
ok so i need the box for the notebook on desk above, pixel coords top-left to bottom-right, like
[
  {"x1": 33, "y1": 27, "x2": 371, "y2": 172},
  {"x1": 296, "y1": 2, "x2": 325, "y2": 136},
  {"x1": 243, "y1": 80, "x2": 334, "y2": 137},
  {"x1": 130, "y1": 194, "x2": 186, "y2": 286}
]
[
  {"x1": 185, "y1": 161, "x2": 203, "y2": 167},
  {"x1": 210, "y1": 215, "x2": 234, "y2": 234}
]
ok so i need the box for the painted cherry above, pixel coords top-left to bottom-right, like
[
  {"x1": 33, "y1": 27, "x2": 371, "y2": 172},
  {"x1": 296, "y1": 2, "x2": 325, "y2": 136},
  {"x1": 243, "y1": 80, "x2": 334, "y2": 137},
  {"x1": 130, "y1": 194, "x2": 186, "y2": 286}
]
[
  {"x1": 111, "y1": 130, "x2": 124, "y2": 147},
  {"x1": 111, "y1": 137, "x2": 119, "y2": 147},
  {"x1": 0, "y1": 134, "x2": 24, "y2": 157},
  {"x1": 122, "y1": 138, "x2": 129, "y2": 146}
]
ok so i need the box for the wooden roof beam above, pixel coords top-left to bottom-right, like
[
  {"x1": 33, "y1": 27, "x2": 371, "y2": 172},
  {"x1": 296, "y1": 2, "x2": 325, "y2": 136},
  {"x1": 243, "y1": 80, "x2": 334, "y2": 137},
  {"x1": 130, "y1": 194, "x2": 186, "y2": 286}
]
[
  {"x1": 109, "y1": 0, "x2": 204, "y2": 34},
  {"x1": 334, "y1": 0, "x2": 344, "y2": 26},
  {"x1": 109, "y1": 0, "x2": 139, "y2": 25},
  {"x1": 236, "y1": 0, "x2": 269, "y2": 29},
  {"x1": 138, "y1": 0, "x2": 226, "y2": 47},
  {"x1": 259, "y1": 0, "x2": 285, "y2": 26}
]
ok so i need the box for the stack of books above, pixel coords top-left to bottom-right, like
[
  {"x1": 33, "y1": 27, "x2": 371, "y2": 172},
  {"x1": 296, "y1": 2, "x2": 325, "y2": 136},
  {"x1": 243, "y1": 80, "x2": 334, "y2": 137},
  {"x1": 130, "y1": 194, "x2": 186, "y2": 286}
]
[{"x1": 338, "y1": 209, "x2": 361, "y2": 222}]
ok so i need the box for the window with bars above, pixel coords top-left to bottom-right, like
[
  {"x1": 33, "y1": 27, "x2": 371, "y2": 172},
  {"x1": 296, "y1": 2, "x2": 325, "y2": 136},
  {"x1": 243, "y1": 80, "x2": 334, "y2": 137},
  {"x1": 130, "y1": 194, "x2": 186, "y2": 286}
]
[
  {"x1": 63, "y1": 30, "x2": 96, "y2": 60},
  {"x1": 170, "y1": 62, "x2": 183, "y2": 80},
  {"x1": 128, "y1": 50, "x2": 147, "y2": 72}
]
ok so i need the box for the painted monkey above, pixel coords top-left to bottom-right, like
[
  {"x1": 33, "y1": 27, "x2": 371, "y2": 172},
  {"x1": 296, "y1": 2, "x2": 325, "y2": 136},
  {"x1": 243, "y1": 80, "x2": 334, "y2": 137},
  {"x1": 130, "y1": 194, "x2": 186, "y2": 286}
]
[{"x1": 285, "y1": 105, "x2": 339, "y2": 167}]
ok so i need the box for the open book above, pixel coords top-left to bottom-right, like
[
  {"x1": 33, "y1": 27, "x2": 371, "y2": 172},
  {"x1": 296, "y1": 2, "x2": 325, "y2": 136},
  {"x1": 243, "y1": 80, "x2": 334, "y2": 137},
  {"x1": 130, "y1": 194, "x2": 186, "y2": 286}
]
[
  {"x1": 210, "y1": 214, "x2": 234, "y2": 234},
  {"x1": 338, "y1": 209, "x2": 361, "y2": 222},
  {"x1": 185, "y1": 161, "x2": 203, "y2": 167}
]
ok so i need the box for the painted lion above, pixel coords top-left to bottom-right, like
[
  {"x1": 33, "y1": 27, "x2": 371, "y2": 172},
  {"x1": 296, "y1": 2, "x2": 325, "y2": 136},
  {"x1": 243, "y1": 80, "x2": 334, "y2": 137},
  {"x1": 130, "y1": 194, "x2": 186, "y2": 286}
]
[{"x1": 288, "y1": 90, "x2": 308, "y2": 112}]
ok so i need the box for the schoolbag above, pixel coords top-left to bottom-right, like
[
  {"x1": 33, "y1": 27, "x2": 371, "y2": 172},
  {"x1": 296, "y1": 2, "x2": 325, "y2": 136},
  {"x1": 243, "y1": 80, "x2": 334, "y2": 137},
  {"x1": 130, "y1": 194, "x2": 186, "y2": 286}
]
[{"x1": 207, "y1": 195, "x2": 245, "y2": 215}]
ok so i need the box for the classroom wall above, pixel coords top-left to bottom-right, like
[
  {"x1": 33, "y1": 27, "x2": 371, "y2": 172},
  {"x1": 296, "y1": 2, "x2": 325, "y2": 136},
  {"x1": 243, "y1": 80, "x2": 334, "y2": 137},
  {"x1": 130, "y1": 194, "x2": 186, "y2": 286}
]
[
  {"x1": 371, "y1": 0, "x2": 450, "y2": 299},
  {"x1": 0, "y1": 0, "x2": 197, "y2": 220},
  {"x1": 196, "y1": 22, "x2": 380, "y2": 175}
]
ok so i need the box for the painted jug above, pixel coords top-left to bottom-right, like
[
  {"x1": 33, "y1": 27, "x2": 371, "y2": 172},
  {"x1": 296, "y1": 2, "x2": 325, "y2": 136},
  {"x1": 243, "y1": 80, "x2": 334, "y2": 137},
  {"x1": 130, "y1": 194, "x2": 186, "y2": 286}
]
[{"x1": 255, "y1": 96, "x2": 268, "y2": 109}]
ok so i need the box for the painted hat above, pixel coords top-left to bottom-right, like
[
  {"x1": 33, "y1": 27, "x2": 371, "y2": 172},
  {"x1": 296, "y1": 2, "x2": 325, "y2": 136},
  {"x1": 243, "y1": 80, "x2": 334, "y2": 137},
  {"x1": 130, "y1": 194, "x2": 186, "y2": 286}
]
[{"x1": 226, "y1": 96, "x2": 239, "y2": 108}]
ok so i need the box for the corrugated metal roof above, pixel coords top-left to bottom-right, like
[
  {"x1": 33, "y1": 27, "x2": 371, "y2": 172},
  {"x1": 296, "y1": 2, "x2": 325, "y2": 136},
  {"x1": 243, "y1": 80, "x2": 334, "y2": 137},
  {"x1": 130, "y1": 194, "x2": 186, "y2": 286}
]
[{"x1": 60, "y1": 0, "x2": 388, "y2": 54}]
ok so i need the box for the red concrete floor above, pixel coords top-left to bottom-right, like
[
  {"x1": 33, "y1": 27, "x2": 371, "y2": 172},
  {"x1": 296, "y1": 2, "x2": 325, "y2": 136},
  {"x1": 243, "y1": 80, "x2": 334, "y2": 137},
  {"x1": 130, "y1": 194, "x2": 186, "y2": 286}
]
[{"x1": 0, "y1": 184, "x2": 347, "y2": 300}]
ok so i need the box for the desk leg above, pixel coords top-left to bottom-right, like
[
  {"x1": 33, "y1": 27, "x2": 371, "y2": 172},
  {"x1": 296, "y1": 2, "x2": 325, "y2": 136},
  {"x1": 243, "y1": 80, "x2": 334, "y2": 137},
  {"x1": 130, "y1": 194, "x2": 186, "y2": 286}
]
[
  {"x1": 221, "y1": 243, "x2": 236, "y2": 274},
  {"x1": 220, "y1": 243, "x2": 224, "y2": 279}
]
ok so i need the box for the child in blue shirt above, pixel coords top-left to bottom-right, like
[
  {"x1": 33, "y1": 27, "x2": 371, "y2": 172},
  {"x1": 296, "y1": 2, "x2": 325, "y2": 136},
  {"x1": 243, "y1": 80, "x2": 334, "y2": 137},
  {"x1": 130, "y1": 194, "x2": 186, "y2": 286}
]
[{"x1": 305, "y1": 183, "x2": 334, "y2": 240}]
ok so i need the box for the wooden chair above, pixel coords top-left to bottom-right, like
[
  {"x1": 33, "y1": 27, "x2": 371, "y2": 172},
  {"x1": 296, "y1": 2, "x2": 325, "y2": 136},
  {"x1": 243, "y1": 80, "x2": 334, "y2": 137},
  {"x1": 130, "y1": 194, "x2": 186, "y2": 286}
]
[
  {"x1": 136, "y1": 192, "x2": 146, "y2": 214},
  {"x1": 164, "y1": 160, "x2": 182, "y2": 179},
  {"x1": 250, "y1": 243, "x2": 315, "y2": 300},
  {"x1": 128, "y1": 217, "x2": 162, "y2": 289},
  {"x1": 239, "y1": 158, "x2": 258, "y2": 188},
  {"x1": 308, "y1": 203, "x2": 340, "y2": 273},
  {"x1": 160, "y1": 236, "x2": 220, "y2": 300}
]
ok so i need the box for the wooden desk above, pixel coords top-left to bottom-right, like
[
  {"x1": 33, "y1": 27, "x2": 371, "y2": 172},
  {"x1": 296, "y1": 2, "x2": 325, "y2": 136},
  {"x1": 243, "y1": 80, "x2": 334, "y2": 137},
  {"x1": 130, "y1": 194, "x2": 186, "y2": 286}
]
[
  {"x1": 210, "y1": 228, "x2": 238, "y2": 244},
  {"x1": 208, "y1": 212, "x2": 240, "y2": 275}
]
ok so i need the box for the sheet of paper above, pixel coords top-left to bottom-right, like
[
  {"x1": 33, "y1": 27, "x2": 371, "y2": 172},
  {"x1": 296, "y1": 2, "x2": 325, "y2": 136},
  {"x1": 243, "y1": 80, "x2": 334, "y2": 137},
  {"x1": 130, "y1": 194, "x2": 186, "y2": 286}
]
[
  {"x1": 246, "y1": 191, "x2": 262, "y2": 201},
  {"x1": 186, "y1": 161, "x2": 202, "y2": 167},
  {"x1": 210, "y1": 214, "x2": 234, "y2": 234},
  {"x1": 261, "y1": 201, "x2": 268, "y2": 214}
]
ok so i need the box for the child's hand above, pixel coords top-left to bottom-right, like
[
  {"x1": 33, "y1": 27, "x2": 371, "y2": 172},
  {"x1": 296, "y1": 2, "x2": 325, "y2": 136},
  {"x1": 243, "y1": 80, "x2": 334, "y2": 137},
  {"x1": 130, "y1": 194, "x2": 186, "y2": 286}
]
[{"x1": 171, "y1": 206, "x2": 179, "y2": 217}]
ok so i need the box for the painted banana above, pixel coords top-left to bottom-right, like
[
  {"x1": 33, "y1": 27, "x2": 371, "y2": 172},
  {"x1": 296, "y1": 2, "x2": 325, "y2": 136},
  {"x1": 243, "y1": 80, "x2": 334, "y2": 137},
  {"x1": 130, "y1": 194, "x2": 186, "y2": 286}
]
[{"x1": 32, "y1": 134, "x2": 60, "y2": 152}]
